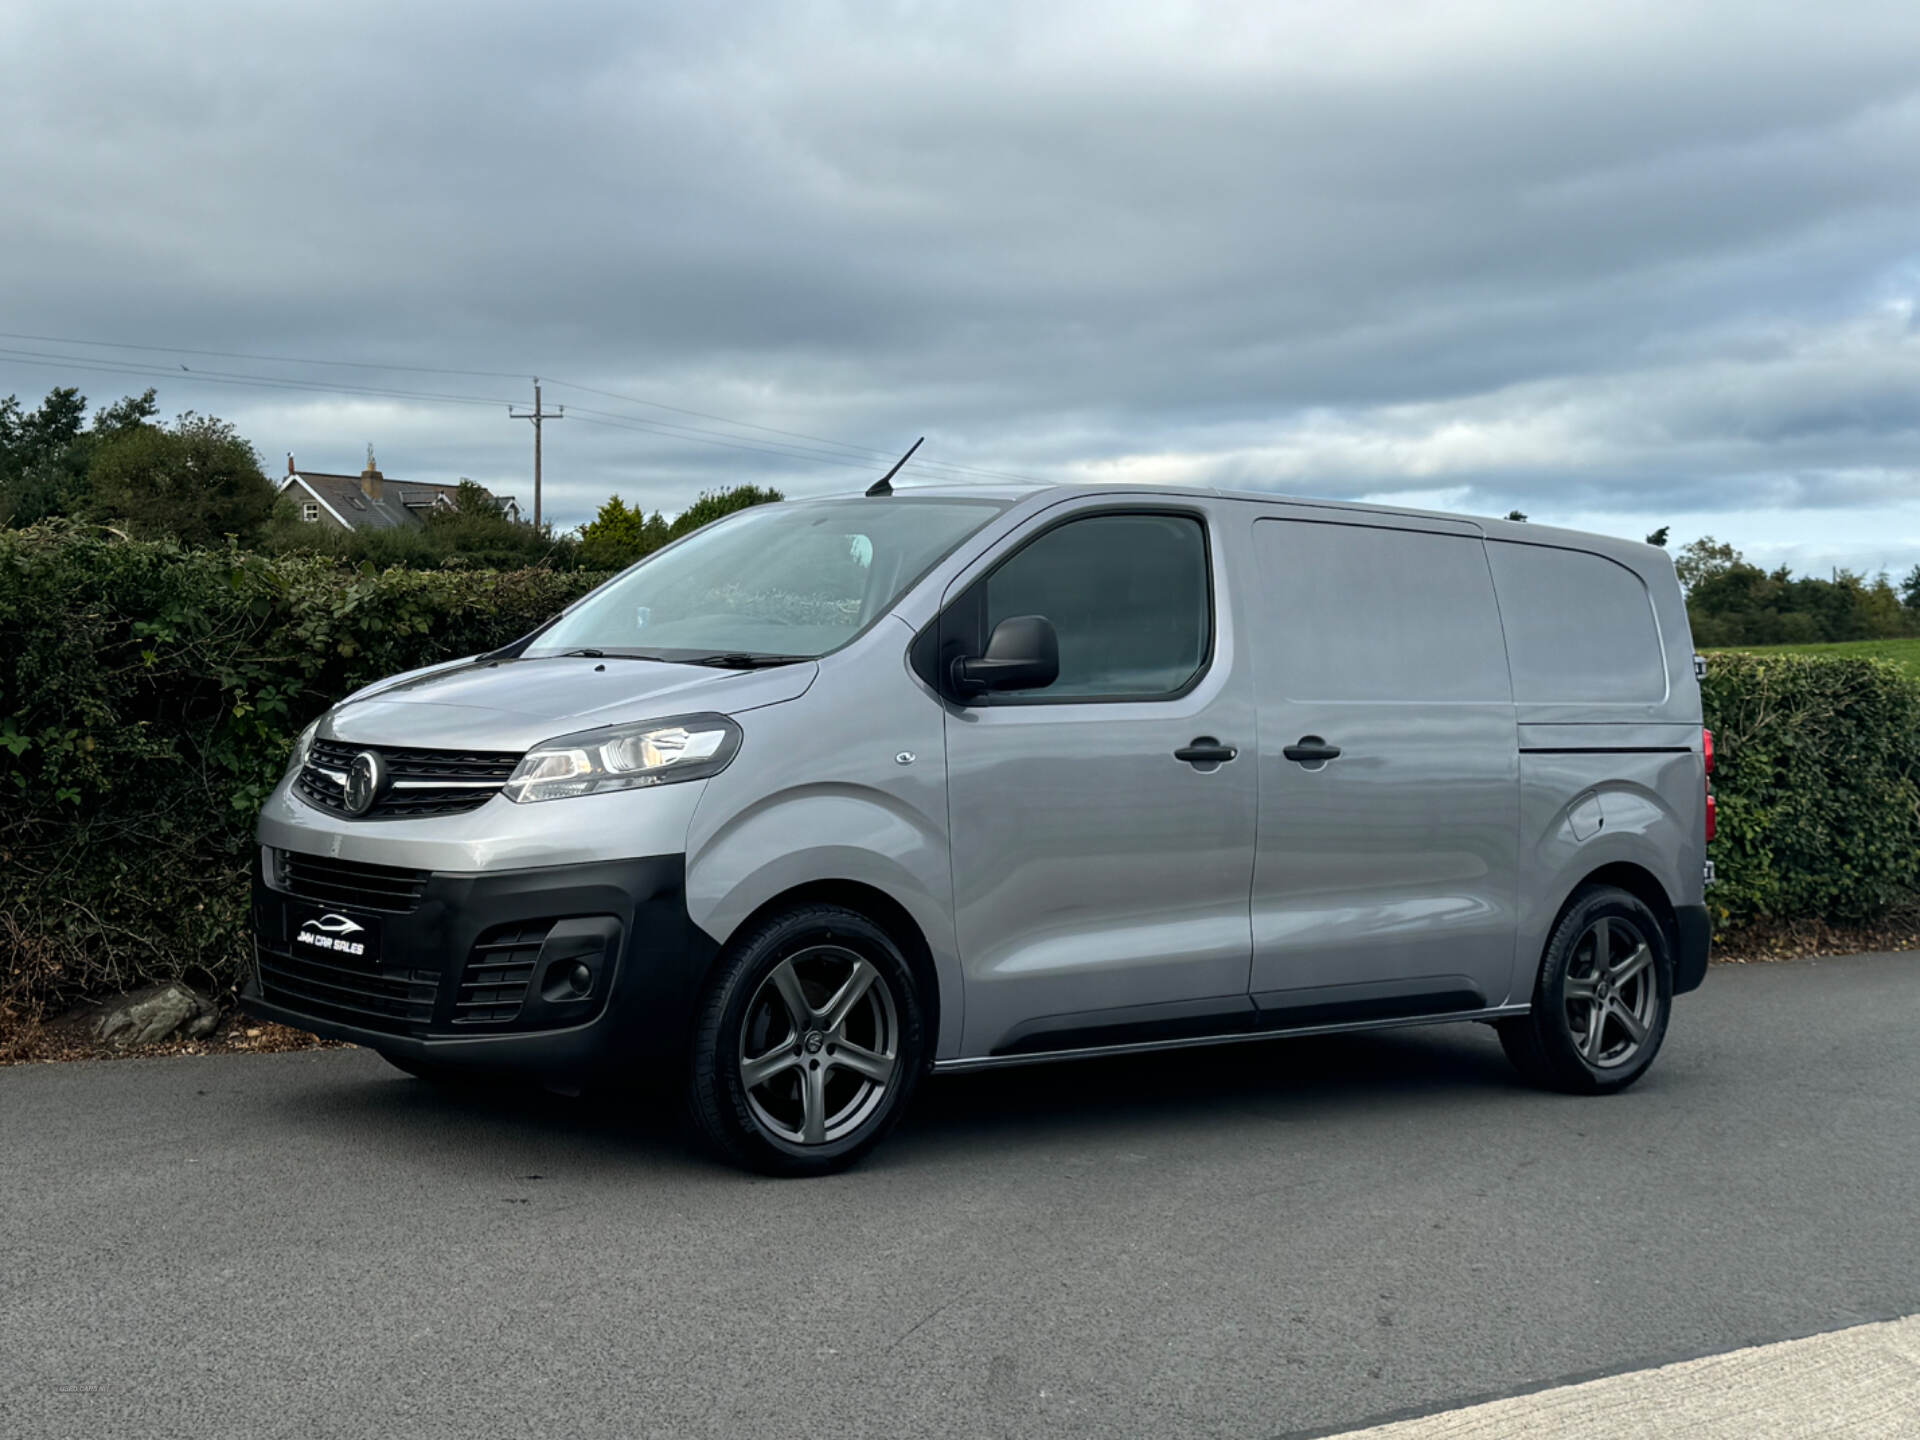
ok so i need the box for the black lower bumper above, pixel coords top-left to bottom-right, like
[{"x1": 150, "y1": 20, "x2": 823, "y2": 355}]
[
  {"x1": 1673, "y1": 902, "x2": 1712, "y2": 994},
  {"x1": 242, "y1": 851, "x2": 716, "y2": 1083}
]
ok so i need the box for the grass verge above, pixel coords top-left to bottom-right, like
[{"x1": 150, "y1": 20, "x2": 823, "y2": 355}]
[{"x1": 1707, "y1": 636, "x2": 1920, "y2": 679}]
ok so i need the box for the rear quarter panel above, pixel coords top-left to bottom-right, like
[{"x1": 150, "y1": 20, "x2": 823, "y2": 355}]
[
  {"x1": 1513, "y1": 737, "x2": 1706, "y2": 1001},
  {"x1": 1480, "y1": 520, "x2": 1707, "y2": 997}
]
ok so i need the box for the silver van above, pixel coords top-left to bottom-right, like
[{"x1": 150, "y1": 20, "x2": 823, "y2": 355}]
[{"x1": 245, "y1": 484, "x2": 1713, "y2": 1174}]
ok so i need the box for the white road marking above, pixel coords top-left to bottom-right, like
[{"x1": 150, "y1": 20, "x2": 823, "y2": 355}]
[{"x1": 1329, "y1": 1314, "x2": 1920, "y2": 1438}]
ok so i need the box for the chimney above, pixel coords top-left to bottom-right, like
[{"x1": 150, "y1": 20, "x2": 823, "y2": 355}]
[
  {"x1": 360, "y1": 443, "x2": 383, "y2": 501},
  {"x1": 286, "y1": 452, "x2": 296, "y2": 476}
]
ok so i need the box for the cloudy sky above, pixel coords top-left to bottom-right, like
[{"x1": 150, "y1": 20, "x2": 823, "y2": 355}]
[{"x1": 4, "y1": 0, "x2": 1919, "y2": 572}]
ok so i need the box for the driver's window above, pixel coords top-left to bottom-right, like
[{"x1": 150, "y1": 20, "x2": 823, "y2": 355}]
[{"x1": 981, "y1": 512, "x2": 1210, "y2": 700}]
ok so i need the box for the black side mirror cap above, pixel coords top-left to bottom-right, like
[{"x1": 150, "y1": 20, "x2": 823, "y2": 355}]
[{"x1": 951, "y1": 614, "x2": 1060, "y2": 697}]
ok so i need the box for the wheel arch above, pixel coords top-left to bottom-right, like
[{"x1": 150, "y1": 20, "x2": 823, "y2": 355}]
[
  {"x1": 1560, "y1": 861, "x2": 1679, "y2": 962},
  {"x1": 719, "y1": 879, "x2": 943, "y2": 1065}
]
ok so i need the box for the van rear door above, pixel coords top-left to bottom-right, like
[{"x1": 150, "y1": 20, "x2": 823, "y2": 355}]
[{"x1": 1244, "y1": 513, "x2": 1520, "y2": 1019}]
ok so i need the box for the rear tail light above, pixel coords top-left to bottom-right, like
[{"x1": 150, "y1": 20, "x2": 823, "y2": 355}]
[{"x1": 1703, "y1": 727, "x2": 1716, "y2": 843}]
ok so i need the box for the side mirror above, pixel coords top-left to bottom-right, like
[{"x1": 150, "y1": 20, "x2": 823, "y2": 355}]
[{"x1": 951, "y1": 614, "x2": 1059, "y2": 697}]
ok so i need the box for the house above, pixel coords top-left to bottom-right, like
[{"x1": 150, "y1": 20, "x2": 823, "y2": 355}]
[{"x1": 279, "y1": 451, "x2": 522, "y2": 531}]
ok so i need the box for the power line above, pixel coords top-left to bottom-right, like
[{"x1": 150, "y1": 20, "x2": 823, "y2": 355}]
[
  {"x1": 0, "y1": 334, "x2": 1052, "y2": 486},
  {"x1": 0, "y1": 347, "x2": 929, "y2": 477},
  {"x1": 563, "y1": 408, "x2": 912, "y2": 474},
  {"x1": 0, "y1": 347, "x2": 513, "y2": 408},
  {"x1": 541, "y1": 374, "x2": 1050, "y2": 485},
  {"x1": 561, "y1": 400, "x2": 968, "y2": 476},
  {"x1": 0, "y1": 331, "x2": 961, "y2": 472},
  {"x1": 0, "y1": 329, "x2": 530, "y2": 381}
]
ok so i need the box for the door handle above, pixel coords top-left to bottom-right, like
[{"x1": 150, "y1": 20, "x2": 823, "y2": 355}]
[
  {"x1": 1174, "y1": 737, "x2": 1238, "y2": 767},
  {"x1": 1282, "y1": 736, "x2": 1342, "y2": 764}
]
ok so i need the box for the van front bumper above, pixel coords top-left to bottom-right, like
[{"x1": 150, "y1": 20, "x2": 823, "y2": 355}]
[{"x1": 241, "y1": 851, "x2": 718, "y2": 1083}]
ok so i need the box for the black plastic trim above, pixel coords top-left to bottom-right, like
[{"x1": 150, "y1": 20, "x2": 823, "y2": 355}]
[
  {"x1": 1251, "y1": 986, "x2": 1486, "y2": 1029},
  {"x1": 993, "y1": 995, "x2": 1257, "y2": 1056},
  {"x1": 1673, "y1": 902, "x2": 1712, "y2": 994},
  {"x1": 244, "y1": 851, "x2": 719, "y2": 1082},
  {"x1": 1519, "y1": 746, "x2": 1692, "y2": 755},
  {"x1": 990, "y1": 981, "x2": 1491, "y2": 1057}
]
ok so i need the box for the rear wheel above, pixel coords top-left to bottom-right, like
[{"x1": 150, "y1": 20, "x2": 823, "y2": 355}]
[
  {"x1": 687, "y1": 903, "x2": 925, "y2": 1176},
  {"x1": 1500, "y1": 884, "x2": 1672, "y2": 1094}
]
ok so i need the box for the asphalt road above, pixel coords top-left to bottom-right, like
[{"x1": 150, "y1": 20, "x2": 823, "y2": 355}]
[{"x1": 4, "y1": 953, "x2": 1918, "y2": 1440}]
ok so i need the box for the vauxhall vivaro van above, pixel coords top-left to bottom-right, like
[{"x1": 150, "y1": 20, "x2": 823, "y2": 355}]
[{"x1": 245, "y1": 485, "x2": 1712, "y2": 1174}]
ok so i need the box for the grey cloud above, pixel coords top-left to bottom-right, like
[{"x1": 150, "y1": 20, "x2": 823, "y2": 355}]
[{"x1": 3, "y1": 1, "x2": 1920, "y2": 557}]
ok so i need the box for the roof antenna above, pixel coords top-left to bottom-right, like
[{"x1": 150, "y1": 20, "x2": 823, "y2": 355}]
[{"x1": 866, "y1": 437, "x2": 923, "y2": 497}]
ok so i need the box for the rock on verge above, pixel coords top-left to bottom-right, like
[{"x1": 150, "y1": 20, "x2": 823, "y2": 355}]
[{"x1": 75, "y1": 984, "x2": 222, "y2": 1047}]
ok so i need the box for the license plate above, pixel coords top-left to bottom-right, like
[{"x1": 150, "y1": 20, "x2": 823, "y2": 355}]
[{"x1": 289, "y1": 903, "x2": 384, "y2": 965}]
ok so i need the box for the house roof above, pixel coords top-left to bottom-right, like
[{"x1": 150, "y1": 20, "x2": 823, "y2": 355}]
[{"x1": 281, "y1": 472, "x2": 515, "y2": 531}]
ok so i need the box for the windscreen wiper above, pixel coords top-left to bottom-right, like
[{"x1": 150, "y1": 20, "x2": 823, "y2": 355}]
[
  {"x1": 558, "y1": 648, "x2": 675, "y2": 661},
  {"x1": 685, "y1": 653, "x2": 809, "y2": 669}
]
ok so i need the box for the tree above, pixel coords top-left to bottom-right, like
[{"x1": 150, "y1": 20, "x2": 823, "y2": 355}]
[
  {"x1": 668, "y1": 483, "x2": 785, "y2": 539},
  {"x1": 92, "y1": 389, "x2": 159, "y2": 437},
  {"x1": 0, "y1": 387, "x2": 94, "y2": 525},
  {"x1": 87, "y1": 411, "x2": 277, "y2": 547},
  {"x1": 575, "y1": 482, "x2": 781, "y2": 569},
  {"x1": 450, "y1": 477, "x2": 501, "y2": 516},
  {"x1": 578, "y1": 494, "x2": 668, "y2": 570},
  {"x1": 1645, "y1": 526, "x2": 1669, "y2": 548},
  {"x1": 1901, "y1": 564, "x2": 1920, "y2": 612},
  {"x1": 1673, "y1": 536, "x2": 1740, "y2": 592}
]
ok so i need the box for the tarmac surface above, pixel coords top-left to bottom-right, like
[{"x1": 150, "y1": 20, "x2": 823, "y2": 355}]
[{"x1": 4, "y1": 952, "x2": 1917, "y2": 1438}]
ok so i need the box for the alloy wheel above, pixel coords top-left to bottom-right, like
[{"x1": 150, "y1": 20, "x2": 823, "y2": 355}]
[
  {"x1": 1563, "y1": 915, "x2": 1659, "y2": 1069},
  {"x1": 738, "y1": 945, "x2": 900, "y2": 1145}
]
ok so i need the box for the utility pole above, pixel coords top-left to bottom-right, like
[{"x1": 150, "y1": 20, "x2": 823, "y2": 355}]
[{"x1": 509, "y1": 378, "x2": 564, "y2": 530}]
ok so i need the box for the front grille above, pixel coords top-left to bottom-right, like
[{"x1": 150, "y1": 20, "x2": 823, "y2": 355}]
[
  {"x1": 277, "y1": 850, "x2": 428, "y2": 914},
  {"x1": 453, "y1": 921, "x2": 551, "y2": 1025},
  {"x1": 297, "y1": 738, "x2": 522, "y2": 820},
  {"x1": 257, "y1": 941, "x2": 440, "y2": 1036}
]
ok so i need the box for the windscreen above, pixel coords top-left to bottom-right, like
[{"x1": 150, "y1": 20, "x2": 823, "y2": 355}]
[{"x1": 528, "y1": 497, "x2": 1006, "y2": 660}]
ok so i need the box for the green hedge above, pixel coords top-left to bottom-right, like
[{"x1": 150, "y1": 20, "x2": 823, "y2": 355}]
[
  {"x1": 4, "y1": 529, "x2": 1918, "y2": 1029},
  {"x1": 0, "y1": 525, "x2": 604, "y2": 1026},
  {"x1": 1702, "y1": 651, "x2": 1920, "y2": 928}
]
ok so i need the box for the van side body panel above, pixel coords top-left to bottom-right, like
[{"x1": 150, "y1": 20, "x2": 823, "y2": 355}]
[
  {"x1": 1241, "y1": 506, "x2": 1522, "y2": 1013},
  {"x1": 682, "y1": 616, "x2": 966, "y2": 1057},
  {"x1": 937, "y1": 496, "x2": 1260, "y2": 1056},
  {"x1": 1514, "y1": 747, "x2": 1705, "y2": 1001},
  {"x1": 1485, "y1": 520, "x2": 1707, "y2": 1000}
]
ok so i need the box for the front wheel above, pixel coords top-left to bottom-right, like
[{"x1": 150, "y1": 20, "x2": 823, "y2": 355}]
[
  {"x1": 1500, "y1": 884, "x2": 1673, "y2": 1095},
  {"x1": 686, "y1": 903, "x2": 926, "y2": 1176}
]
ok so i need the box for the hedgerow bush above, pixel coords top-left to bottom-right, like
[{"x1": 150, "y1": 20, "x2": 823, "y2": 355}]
[
  {"x1": 1702, "y1": 652, "x2": 1920, "y2": 928},
  {"x1": 5, "y1": 528, "x2": 1919, "y2": 1032},
  {"x1": 0, "y1": 525, "x2": 604, "y2": 1026}
]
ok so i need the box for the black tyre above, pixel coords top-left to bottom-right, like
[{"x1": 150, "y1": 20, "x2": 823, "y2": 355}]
[
  {"x1": 687, "y1": 903, "x2": 926, "y2": 1176},
  {"x1": 1499, "y1": 884, "x2": 1673, "y2": 1095}
]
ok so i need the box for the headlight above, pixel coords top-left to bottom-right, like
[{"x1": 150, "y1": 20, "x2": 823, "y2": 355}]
[
  {"x1": 283, "y1": 719, "x2": 320, "y2": 782},
  {"x1": 503, "y1": 713, "x2": 742, "y2": 804}
]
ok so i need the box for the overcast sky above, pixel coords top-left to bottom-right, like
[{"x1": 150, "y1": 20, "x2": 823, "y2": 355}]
[{"x1": 4, "y1": 0, "x2": 1919, "y2": 573}]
